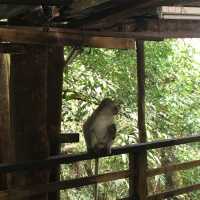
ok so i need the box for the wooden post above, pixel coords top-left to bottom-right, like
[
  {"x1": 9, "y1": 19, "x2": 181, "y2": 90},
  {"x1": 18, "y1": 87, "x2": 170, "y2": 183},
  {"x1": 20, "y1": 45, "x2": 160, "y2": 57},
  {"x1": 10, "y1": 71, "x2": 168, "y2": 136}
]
[
  {"x1": 129, "y1": 150, "x2": 148, "y2": 200},
  {"x1": 0, "y1": 54, "x2": 11, "y2": 190},
  {"x1": 47, "y1": 46, "x2": 64, "y2": 200},
  {"x1": 129, "y1": 40, "x2": 148, "y2": 200},
  {"x1": 10, "y1": 45, "x2": 49, "y2": 200},
  {"x1": 136, "y1": 40, "x2": 146, "y2": 143}
]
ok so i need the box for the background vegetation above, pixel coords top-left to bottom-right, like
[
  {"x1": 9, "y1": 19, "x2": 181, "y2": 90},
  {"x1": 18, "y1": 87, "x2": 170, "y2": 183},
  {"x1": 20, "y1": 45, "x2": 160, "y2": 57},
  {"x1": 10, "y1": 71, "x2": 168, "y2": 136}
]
[{"x1": 60, "y1": 40, "x2": 200, "y2": 199}]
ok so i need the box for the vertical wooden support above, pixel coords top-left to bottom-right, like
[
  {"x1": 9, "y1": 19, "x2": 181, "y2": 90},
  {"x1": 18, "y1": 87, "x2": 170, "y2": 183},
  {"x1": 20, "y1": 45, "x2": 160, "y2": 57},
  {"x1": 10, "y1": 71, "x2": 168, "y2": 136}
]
[
  {"x1": 10, "y1": 45, "x2": 49, "y2": 200},
  {"x1": 0, "y1": 54, "x2": 11, "y2": 190},
  {"x1": 129, "y1": 150, "x2": 148, "y2": 200},
  {"x1": 47, "y1": 46, "x2": 64, "y2": 200},
  {"x1": 129, "y1": 40, "x2": 148, "y2": 200},
  {"x1": 136, "y1": 40, "x2": 146, "y2": 143}
]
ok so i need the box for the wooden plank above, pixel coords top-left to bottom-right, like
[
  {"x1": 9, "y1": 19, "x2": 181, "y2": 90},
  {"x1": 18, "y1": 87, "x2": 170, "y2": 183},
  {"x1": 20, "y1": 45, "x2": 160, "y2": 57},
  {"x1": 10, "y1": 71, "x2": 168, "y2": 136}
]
[
  {"x1": 58, "y1": 133, "x2": 79, "y2": 143},
  {"x1": 0, "y1": 135, "x2": 200, "y2": 173},
  {"x1": 147, "y1": 183, "x2": 200, "y2": 200},
  {"x1": 81, "y1": 29, "x2": 200, "y2": 39},
  {"x1": 0, "y1": 26, "x2": 135, "y2": 48},
  {"x1": 147, "y1": 160, "x2": 200, "y2": 177},
  {"x1": 84, "y1": 36, "x2": 135, "y2": 49},
  {"x1": 136, "y1": 19, "x2": 200, "y2": 34},
  {"x1": 3, "y1": 22, "x2": 200, "y2": 47},
  {"x1": 0, "y1": 43, "x2": 25, "y2": 54},
  {"x1": 0, "y1": 27, "x2": 82, "y2": 46},
  {"x1": 0, "y1": 170, "x2": 130, "y2": 199}
]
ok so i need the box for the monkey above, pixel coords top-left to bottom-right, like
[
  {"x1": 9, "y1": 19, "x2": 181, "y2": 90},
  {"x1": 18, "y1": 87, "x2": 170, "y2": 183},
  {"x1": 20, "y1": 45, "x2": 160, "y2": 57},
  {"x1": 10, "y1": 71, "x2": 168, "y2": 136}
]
[
  {"x1": 83, "y1": 98, "x2": 119, "y2": 200},
  {"x1": 83, "y1": 98, "x2": 119, "y2": 154}
]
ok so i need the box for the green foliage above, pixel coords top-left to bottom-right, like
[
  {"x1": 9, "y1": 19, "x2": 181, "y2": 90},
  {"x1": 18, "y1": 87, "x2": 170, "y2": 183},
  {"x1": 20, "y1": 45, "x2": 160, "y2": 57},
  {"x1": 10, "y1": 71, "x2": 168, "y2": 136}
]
[{"x1": 61, "y1": 40, "x2": 200, "y2": 199}]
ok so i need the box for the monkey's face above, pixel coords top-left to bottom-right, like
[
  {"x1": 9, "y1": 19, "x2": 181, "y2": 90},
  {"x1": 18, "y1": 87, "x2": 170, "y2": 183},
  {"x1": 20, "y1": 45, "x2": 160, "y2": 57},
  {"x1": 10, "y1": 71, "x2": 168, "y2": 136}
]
[{"x1": 100, "y1": 98, "x2": 120, "y2": 115}]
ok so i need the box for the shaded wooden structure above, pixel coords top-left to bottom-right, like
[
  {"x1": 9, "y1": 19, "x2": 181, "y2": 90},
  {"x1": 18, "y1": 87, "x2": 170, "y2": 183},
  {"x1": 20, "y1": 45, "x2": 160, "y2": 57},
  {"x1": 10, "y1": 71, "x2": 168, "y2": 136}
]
[{"x1": 0, "y1": 1, "x2": 200, "y2": 200}]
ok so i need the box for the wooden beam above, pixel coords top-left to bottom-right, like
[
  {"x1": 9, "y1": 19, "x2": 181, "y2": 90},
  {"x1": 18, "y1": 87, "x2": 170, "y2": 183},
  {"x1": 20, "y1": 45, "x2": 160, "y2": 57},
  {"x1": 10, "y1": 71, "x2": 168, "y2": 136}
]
[
  {"x1": 0, "y1": 26, "x2": 82, "y2": 46},
  {"x1": 136, "y1": 18, "x2": 200, "y2": 33},
  {"x1": 2, "y1": 20, "x2": 200, "y2": 47},
  {"x1": 0, "y1": 0, "x2": 109, "y2": 6},
  {"x1": 85, "y1": 36, "x2": 135, "y2": 49},
  {"x1": 58, "y1": 134, "x2": 79, "y2": 143},
  {"x1": 147, "y1": 160, "x2": 200, "y2": 177},
  {"x1": 0, "y1": 0, "x2": 71, "y2": 6},
  {"x1": 0, "y1": 43, "x2": 25, "y2": 54},
  {"x1": 147, "y1": 184, "x2": 200, "y2": 200},
  {"x1": 84, "y1": 19, "x2": 200, "y2": 39},
  {"x1": 0, "y1": 170, "x2": 130, "y2": 199},
  {"x1": 0, "y1": 0, "x2": 197, "y2": 6},
  {"x1": 0, "y1": 135, "x2": 200, "y2": 174},
  {"x1": 0, "y1": 26, "x2": 135, "y2": 48},
  {"x1": 83, "y1": 0, "x2": 200, "y2": 29}
]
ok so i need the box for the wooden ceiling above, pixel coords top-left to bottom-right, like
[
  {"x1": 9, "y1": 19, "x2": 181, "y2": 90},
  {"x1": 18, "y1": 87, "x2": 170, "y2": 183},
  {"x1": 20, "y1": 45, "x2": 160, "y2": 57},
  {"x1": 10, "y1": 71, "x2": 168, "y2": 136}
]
[
  {"x1": 0, "y1": 0, "x2": 200, "y2": 30},
  {"x1": 0, "y1": 0, "x2": 200, "y2": 48}
]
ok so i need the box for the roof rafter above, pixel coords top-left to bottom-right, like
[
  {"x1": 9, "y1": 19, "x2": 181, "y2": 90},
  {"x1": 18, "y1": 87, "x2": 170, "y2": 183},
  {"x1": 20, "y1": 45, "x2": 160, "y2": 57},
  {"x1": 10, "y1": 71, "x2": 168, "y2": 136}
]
[{"x1": 81, "y1": 0, "x2": 200, "y2": 29}]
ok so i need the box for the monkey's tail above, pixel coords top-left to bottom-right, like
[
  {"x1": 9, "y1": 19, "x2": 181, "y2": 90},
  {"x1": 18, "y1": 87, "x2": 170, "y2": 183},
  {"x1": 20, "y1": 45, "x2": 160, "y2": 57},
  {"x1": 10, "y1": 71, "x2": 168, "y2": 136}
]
[{"x1": 94, "y1": 158, "x2": 99, "y2": 200}]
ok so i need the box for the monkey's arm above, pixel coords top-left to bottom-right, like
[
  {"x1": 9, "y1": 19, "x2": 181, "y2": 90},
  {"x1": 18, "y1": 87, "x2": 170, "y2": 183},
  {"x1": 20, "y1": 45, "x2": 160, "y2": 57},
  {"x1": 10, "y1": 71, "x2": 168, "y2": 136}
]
[
  {"x1": 83, "y1": 121, "x2": 96, "y2": 153},
  {"x1": 107, "y1": 124, "x2": 116, "y2": 140}
]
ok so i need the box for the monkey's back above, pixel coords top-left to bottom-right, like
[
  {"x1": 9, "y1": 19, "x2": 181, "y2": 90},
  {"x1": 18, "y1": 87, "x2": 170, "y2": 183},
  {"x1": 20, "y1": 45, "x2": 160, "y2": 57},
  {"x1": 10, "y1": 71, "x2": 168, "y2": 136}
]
[{"x1": 83, "y1": 110, "x2": 114, "y2": 151}]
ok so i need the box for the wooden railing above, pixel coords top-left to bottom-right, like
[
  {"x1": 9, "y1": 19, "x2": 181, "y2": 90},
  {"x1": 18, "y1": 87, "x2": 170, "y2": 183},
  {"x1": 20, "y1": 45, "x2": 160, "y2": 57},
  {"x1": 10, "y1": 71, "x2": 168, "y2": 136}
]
[{"x1": 0, "y1": 135, "x2": 200, "y2": 200}]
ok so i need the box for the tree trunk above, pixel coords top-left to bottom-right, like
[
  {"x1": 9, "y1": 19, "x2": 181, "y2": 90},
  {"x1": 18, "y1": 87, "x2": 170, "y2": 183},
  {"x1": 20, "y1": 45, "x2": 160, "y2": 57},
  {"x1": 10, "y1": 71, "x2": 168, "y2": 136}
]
[
  {"x1": 0, "y1": 54, "x2": 11, "y2": 190},
  {"x1": 47, "y1": 46, "x2": 64, "y2": 200},
  {"x1": 10, "y1": 45, "x2": 49, "y2": 200}
]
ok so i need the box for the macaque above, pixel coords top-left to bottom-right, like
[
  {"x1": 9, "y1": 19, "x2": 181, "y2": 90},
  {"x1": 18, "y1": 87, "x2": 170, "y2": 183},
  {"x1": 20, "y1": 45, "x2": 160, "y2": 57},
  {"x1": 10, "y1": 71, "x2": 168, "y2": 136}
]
[
  {"x1": 83, "y1": 98, "x2": 119, "y2": 154},
  {"x1": 83, "y1": 98, "x2": 119, "y2": 200}
]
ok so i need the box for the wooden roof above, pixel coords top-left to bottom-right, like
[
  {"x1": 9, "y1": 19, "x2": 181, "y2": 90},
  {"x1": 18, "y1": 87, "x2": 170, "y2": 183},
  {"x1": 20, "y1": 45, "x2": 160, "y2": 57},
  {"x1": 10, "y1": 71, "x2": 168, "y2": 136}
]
[
  {"x1": 0, "y1": 0, "x2": 200, "y2": 29},
  {"x1": 0, "y1": 0, "x2": 200, "y2": 48}
]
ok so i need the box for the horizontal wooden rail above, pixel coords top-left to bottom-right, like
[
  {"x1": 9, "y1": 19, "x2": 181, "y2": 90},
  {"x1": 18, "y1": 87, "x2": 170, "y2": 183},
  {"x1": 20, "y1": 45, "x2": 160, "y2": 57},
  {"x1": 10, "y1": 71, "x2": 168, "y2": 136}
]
[
  {"x1": 0, "y1": 135, "x2": 200, "y2": 173},
  {"x1": 58, "y1": 133, "x2": 79, "y2": 143},
  {"x1": 147, "y1": 160, "x2": 200, "y2": 177},
  {"x1": 118, "y1": 182, "x2": 200, "y2": 200},
  {"x1": 0, "y1": 170, "x2": 129, "y2": 200},
  {"x1": 147, "y1": 183, "x2": 200, "y2": 200}
]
